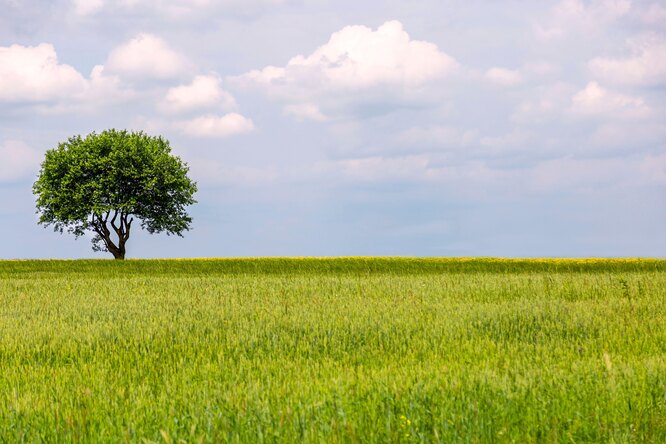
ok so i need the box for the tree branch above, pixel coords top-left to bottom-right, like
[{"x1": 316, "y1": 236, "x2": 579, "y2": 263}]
[
  {"x1": 124, "y1": 216, "x2": 133, "y2": 241},
  {"x1": 110, "y1": 210, "x2": 119, "y2": 230},
  {"x1": 110, "y1": 210, "x2": 123, "y2": 240}
]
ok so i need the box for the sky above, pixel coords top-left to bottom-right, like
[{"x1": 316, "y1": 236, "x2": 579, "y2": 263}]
[{"x1": 1, "y1": 0, "x2": 665, "y2": 258}]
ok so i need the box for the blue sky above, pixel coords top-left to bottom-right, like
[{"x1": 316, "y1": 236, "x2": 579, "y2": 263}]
[{"x1": 1, "y1": 0, "x2": 665, "y2": 258}]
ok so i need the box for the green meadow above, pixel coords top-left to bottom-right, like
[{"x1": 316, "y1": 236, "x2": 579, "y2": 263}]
[{"x1": 0, "y1": 258, "x2": 665, "y2": 442}]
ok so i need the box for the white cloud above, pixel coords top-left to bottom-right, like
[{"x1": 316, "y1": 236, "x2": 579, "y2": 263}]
[
  {"x1": 570, "y1": 81, "x2": 649, "y2": 117},
  {"x1": 483, "y1": 62, "x2": 557, "y2": 90},
  {"x1": 588, "y1": 35, "x2": 666, "y2": 86},
  {"x1": 105, "y1": 33, "x2": 191, "y2": 80},
  {"x1": 485, "y1": 67, "x2": 523, "y2": 86},
  {"x1": 87, "y1": 64, "x2": 131, "y2": 101},
  {"x1": 0, "y1": 140, "x2": 41, "y2": 182},
  {"x1": 283, "y1": 104, "x2": 328, "y2": 122},
  {"x1": 0, "y1": 43, "x2": 87, "y2": 102},
  {"x1": 233, "y1": 20, "x2": 458, "y2": 120},
  {"x1": 0, "y1": 42, "x2": 132, "y2": 109},
  {"x1": 159, "y1": 74, "x2": 236, "y2": 114},
  {"x1": 534, "y1": 0, "x2": 631, "y2": 40},
  {"x1": 178, "y1": 113, "x2": 255, "y2": 137}
]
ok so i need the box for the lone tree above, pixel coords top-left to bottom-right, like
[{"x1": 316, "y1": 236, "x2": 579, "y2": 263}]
[{"x1": 33, "y1": 130, "x2": 197, "y2": 259}]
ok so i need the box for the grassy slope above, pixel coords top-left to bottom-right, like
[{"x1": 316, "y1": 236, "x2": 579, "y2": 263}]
[{"x1": 0, "y1": 258, "x2": 665, "y2": 442}]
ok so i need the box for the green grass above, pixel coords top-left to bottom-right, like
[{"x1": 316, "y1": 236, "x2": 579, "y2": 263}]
[{"x1": 0, "y1": 258, "x2": 665, "y2": 442}]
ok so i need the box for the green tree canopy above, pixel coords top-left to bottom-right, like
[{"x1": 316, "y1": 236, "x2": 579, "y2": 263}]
[{"x1": 33, "y1": 130, "x2": 197, "y2": 259}]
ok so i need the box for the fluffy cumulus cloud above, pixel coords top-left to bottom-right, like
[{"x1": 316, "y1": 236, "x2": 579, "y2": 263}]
[
  {"x1": 0, "y1": 42, "x2": 131, "y2": 109},
  {"x1": 159, "y1": 74, "x2": 237, "y2": 114},
  {"x1": 233, "y1": 20, "x2": 458, "y2": 120},
  {"x1": 143, "y1": 74, "x2": 253, "y2": 138},
  {"x1": 588, "y1": 35, "x2": 666, "y2": 86},
  {"x1": 0, "y1": 140, "x2": 42, "y2": 182},
  {"x1": 105, "y1": 33, "x2": 191, "y2": 80},
  {"x1": 570, "y1": 81, "x2": 649, "y2": 118},
  {"x1": 0, "y1": 43, "x2": 87, "y2": 102},
  {"x1": 177, "y1": 113, "x2": 255, "y2": 137}
]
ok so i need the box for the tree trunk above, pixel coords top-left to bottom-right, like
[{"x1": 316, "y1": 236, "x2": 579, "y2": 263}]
[
  {"x1": 105, "y1": 241, "x2": 125, "y2": 260},
  {"x1": 93, "y1": 210, "x2": 131, "y2": 260},
  {"x1": 114, "y1": 237, "x2": 126, "y2": 260}
]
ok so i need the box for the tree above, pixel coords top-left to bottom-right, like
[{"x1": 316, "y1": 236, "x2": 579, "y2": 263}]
[{"x1": 33, "y1": 130, "x2": 197, "y2": 259}]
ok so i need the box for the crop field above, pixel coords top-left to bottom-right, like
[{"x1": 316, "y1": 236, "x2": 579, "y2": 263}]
[{"x1": 0, "y1": 258, "x2": 665, "y2": 443}]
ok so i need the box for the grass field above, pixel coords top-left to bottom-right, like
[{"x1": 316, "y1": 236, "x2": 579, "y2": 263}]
[{"x1": 1, "y1": 258, "x2": 665, "y2": 442}]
